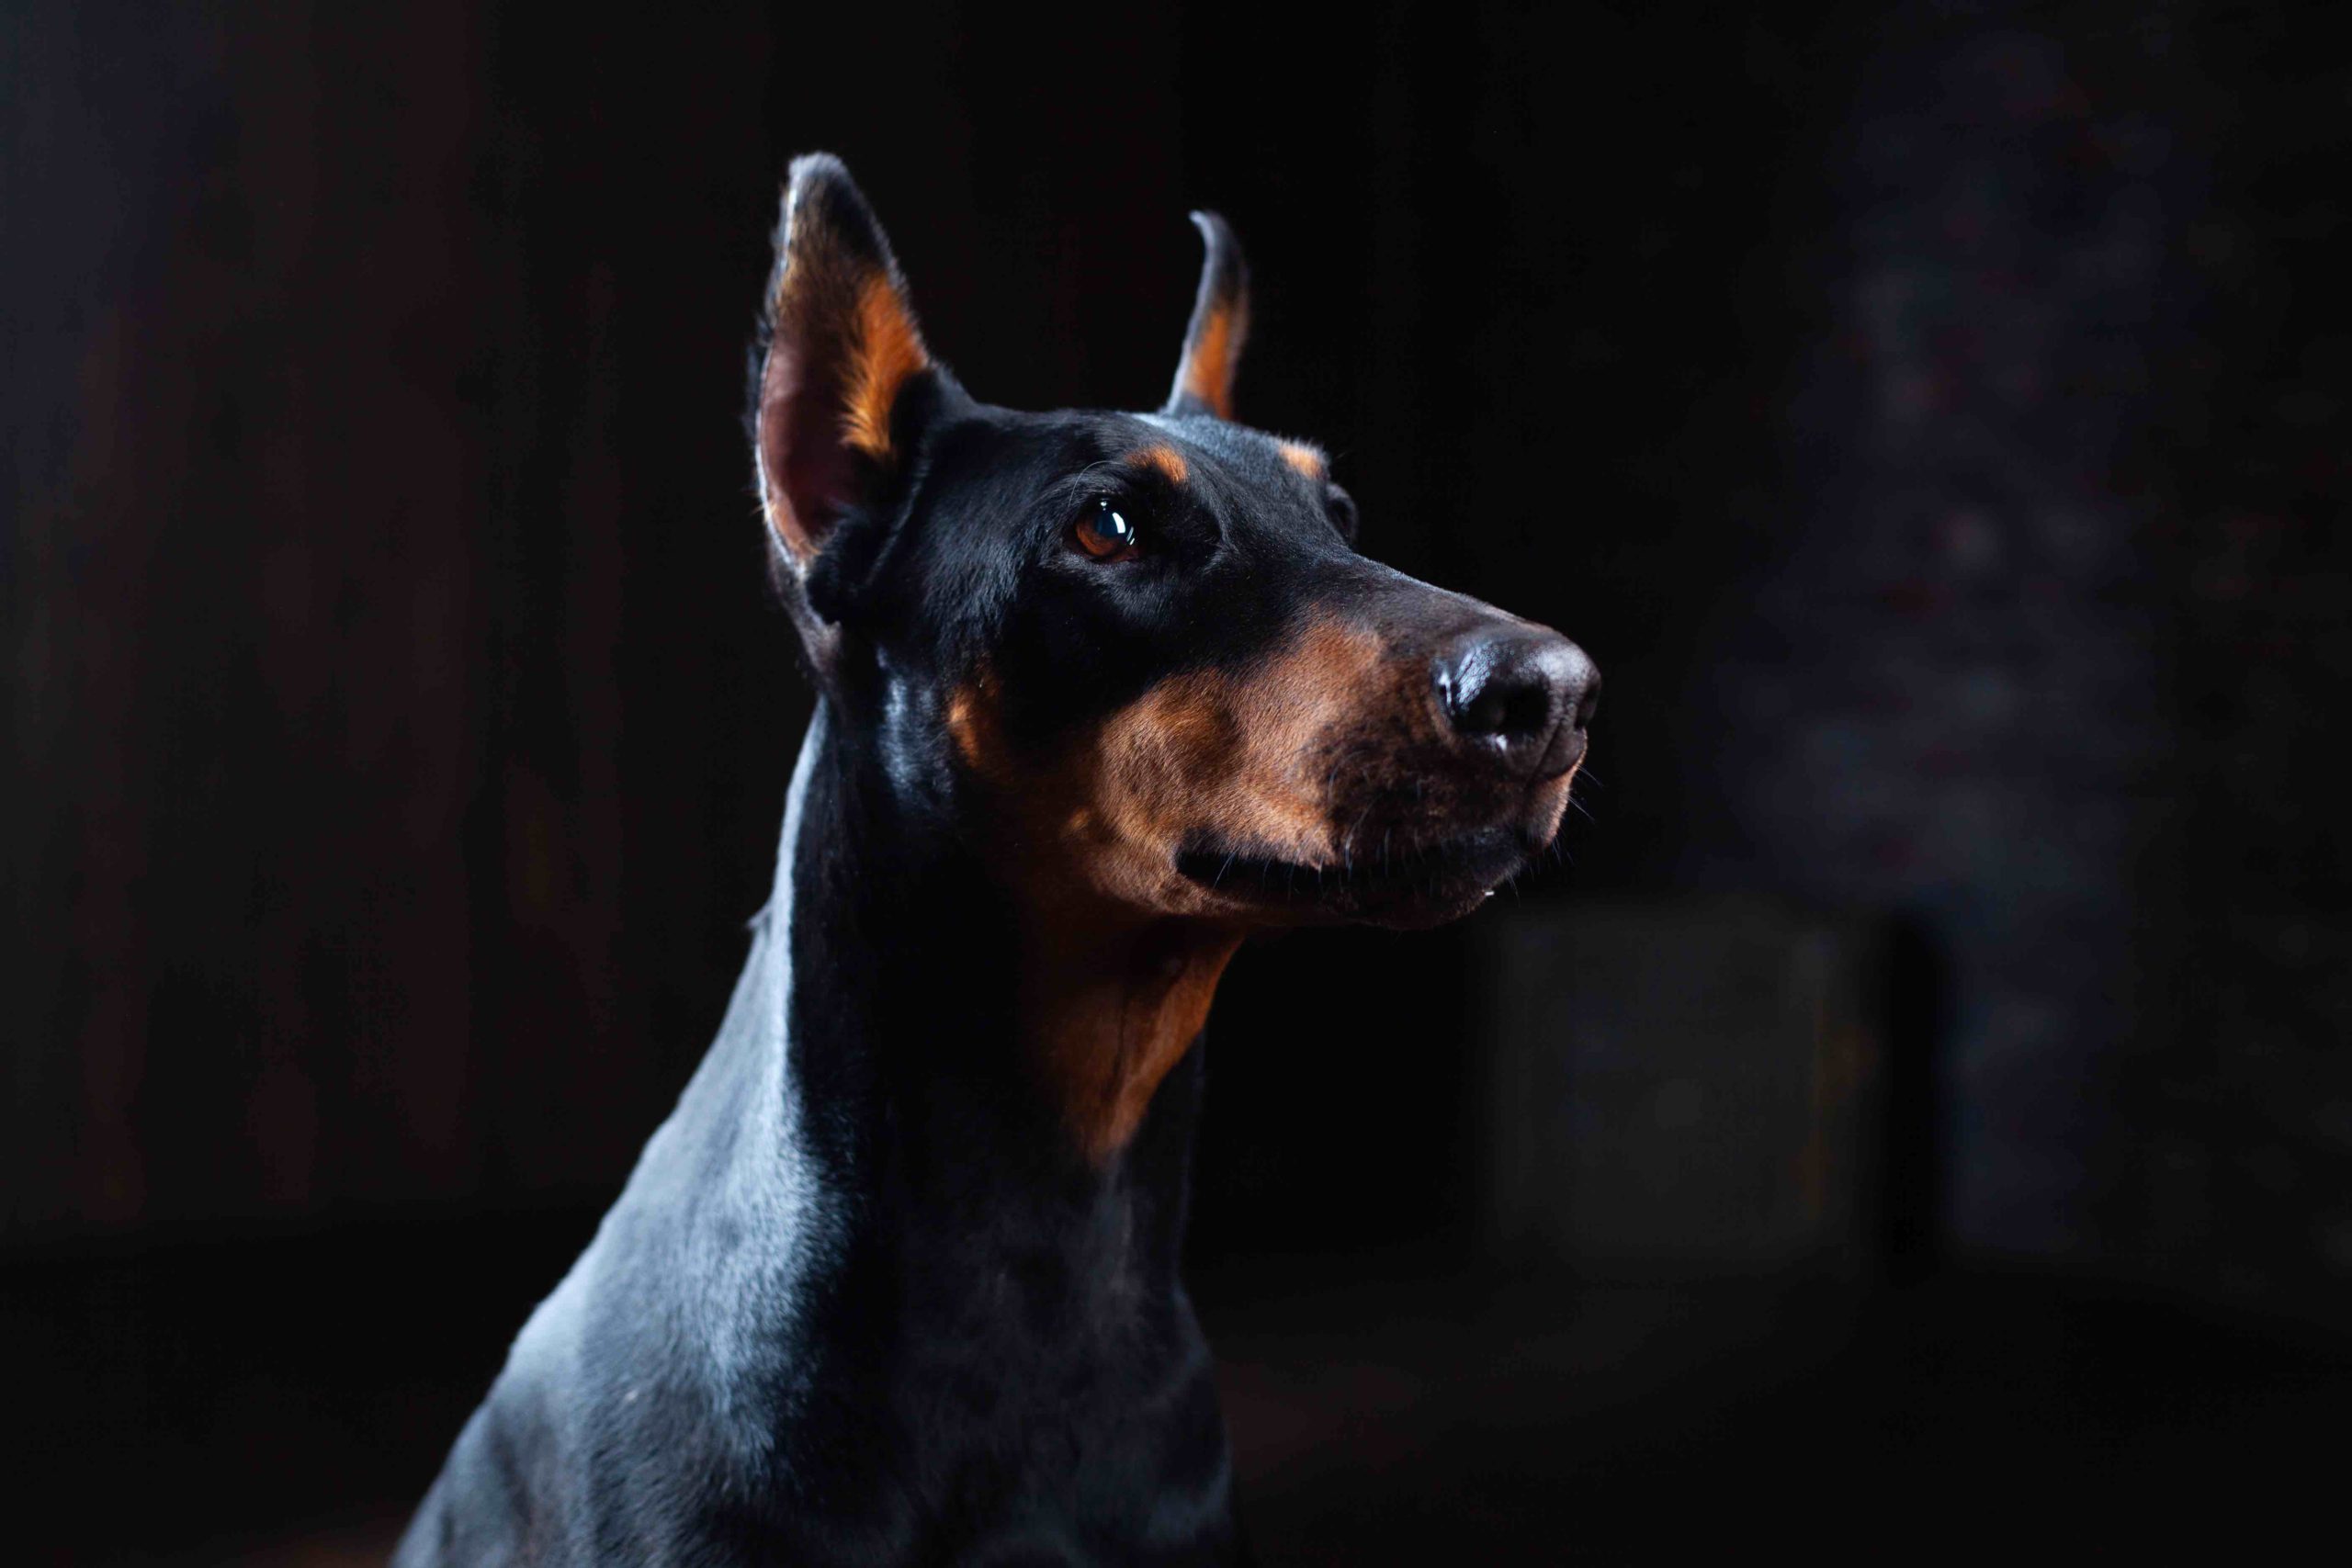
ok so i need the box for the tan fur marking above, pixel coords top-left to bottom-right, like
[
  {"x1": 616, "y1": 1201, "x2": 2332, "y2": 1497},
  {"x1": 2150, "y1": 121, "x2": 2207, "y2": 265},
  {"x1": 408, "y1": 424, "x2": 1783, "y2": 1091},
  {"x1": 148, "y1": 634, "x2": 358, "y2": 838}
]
[
  {"x1": 1182, "y1": 301, "x2": 1244, "y2": 421},
  {"x1": 843, "y1": 272, "x2": 929, "y2": 459},
  {"x1": 948, "y1": 617, "x2": 1397, "y2": 1160},
  {"x1": 1024, "y1": 922, "x2": 1244, "y2": 1163},
  {"x1": 1126, "y1": 444, "x2": 1189, "y2": 484},
  {"x1": 1080, "y1": 615, "x2": 1393, "y2": 906},
  {"x1": 945, "y1": 686, "x2": 983, "y2": 768},
  {"x1": 1277, "y1": 441, "x2": 1326, "y2": 479}
]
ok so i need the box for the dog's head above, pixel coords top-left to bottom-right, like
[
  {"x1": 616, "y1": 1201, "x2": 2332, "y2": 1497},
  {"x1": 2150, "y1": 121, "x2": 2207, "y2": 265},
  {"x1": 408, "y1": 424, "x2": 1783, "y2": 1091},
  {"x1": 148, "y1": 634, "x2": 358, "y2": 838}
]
[{"x1": 753, "y1": 155, "x2": 1595, "y2": 934}]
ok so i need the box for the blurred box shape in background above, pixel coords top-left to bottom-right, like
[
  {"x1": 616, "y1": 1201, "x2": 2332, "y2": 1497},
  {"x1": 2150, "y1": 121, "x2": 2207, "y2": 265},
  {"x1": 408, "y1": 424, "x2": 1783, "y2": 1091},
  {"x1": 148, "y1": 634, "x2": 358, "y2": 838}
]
[{"x1": 1479, "y1": 896, "x2": 1892, "y2": 1280}]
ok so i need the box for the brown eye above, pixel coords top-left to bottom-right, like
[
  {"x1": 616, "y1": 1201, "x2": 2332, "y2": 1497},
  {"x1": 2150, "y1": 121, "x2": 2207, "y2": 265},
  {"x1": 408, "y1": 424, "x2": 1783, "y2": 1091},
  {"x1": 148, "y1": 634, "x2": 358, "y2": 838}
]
[{"x1": 1072, "y1": 498, "x2": 1139, "y2": 560}]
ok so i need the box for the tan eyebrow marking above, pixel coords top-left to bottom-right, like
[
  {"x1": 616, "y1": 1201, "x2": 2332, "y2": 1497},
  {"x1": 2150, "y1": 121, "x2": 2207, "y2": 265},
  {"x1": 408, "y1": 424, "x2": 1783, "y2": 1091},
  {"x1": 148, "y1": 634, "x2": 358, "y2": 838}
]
[
  {"x1": 1276, "y1": 441, "x2": 1326, "y2": 479},
  {"x1": 1125, "y1": 444, "x2": 1189, "y2": 484}
]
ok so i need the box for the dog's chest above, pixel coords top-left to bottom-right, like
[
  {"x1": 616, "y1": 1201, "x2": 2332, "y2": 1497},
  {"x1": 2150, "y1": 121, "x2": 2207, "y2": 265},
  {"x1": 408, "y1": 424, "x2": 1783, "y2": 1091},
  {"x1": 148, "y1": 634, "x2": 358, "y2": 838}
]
[{"x1": 759, "y1": 1196, "x2": 1238, "y2": 1561}]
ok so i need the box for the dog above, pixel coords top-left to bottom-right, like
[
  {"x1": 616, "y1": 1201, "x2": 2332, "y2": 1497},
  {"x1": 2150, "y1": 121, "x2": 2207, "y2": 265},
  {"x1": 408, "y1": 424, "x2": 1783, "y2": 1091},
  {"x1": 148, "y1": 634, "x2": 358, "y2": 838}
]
[{"x1": 394, "y1": 152, "x2": 1596, "y2": 1566}]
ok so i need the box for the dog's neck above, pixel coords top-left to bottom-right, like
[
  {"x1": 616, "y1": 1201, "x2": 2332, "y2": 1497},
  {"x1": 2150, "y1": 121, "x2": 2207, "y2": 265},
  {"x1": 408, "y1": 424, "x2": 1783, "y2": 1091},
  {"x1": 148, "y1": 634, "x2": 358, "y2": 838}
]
[
  {"x1": 767, "y1": 702, "x2": 1221, "y2": 1303},
  {"x1": 460, "y1": 705, "x2": 1241, "y2": 1538}
]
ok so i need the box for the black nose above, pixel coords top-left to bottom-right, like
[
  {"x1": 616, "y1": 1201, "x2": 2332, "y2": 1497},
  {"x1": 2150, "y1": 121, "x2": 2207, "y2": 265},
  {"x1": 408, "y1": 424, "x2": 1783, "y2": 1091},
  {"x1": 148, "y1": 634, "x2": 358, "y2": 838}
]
[{"x1": 1433, "y1": 627, "x2": 1599, "y2": 779}]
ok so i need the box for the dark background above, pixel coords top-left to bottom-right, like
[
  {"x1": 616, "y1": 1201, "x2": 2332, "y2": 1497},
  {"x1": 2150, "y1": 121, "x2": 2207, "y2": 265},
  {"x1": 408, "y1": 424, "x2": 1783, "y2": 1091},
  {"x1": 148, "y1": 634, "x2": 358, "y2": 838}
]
[{"x1": 6, "y1": 1, "x2": 2349, "y2": 1560}]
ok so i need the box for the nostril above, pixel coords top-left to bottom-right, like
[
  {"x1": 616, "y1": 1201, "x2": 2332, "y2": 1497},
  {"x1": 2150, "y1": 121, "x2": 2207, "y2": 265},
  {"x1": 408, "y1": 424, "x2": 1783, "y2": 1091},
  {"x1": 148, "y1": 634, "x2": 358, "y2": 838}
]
[
  {"x1": 1459, "y1": 683, "x2": 1510, "y2": 736},
  {"x1": 1487, "y1": 678, "x2": 1555, "y2": 741},
  {"x1": 1441, "y1": 640, "x2": 1559, "y2": 744}
]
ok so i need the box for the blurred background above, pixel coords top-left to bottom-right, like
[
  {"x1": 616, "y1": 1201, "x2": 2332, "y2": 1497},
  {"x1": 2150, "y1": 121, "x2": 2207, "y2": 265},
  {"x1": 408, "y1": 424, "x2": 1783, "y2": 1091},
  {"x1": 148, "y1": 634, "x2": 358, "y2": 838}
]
[{"x1": 6, "y1": 0, "x2": 2348, "y2": 1559}]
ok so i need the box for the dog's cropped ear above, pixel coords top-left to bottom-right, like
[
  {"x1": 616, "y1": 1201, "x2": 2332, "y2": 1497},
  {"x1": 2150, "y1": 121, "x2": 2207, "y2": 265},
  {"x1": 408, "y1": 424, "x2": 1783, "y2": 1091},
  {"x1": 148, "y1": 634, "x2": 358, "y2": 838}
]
[
  {"x1": 755, "y1": 154, "x2": 933, "y2": 570},
  {"x1": 1163, "y1": 211, "x2": 1249, "y2": 422}
]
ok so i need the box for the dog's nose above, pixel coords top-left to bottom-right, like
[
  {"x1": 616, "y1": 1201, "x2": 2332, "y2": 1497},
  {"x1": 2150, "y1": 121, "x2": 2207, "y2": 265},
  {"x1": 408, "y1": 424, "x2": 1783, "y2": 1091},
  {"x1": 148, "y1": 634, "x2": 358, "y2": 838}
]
[{"x1": 1433, "y1": 627, "x2": 1599, "y2": 779}]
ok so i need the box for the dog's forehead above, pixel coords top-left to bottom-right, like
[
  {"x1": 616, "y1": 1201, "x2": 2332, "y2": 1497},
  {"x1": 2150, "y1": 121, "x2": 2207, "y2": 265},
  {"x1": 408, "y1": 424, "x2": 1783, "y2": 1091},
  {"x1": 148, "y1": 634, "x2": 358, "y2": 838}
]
[
  {"x1": 1135, "y1": 413, "x2": 1326, "y2": 483},
  {"x1": 934, "y1": 405, "x2": 1326, "y2": 511}
]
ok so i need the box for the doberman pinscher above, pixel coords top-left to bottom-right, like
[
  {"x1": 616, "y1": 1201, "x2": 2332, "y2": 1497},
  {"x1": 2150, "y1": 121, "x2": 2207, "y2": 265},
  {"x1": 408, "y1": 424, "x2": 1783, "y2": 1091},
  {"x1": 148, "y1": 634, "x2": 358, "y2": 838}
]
[{"x1": 396, "y1": 153, "x2": 1596, "y2": 1566}]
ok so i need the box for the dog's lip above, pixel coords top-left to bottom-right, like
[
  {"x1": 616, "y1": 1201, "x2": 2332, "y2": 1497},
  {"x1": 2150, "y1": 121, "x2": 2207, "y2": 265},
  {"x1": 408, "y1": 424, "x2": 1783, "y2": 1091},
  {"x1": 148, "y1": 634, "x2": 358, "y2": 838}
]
[{"x1": 1173, "y1": 824, "x2": 1531, "y2": 916}]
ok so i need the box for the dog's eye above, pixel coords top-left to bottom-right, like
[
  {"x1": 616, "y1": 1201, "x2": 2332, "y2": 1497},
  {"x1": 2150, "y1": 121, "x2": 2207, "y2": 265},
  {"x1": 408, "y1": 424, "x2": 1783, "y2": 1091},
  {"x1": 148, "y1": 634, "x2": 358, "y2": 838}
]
[{"x1": 1071, "y1": 498, "x2": 1140, "y2": 561}]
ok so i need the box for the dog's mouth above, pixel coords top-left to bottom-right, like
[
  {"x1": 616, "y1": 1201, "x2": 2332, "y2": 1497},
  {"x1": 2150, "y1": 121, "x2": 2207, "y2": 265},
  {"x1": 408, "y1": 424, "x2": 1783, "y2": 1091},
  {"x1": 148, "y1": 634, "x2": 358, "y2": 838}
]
[{"x1": 1175, "y1": 823, "x2": 1535, "y2": 930}]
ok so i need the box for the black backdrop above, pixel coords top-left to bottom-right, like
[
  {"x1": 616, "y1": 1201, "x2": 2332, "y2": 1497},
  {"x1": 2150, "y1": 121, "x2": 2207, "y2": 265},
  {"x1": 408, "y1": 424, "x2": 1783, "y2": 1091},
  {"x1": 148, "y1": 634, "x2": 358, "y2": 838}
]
[{"x1": 8, "y1": 1, "x2": 2352, "y2": 1558}]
